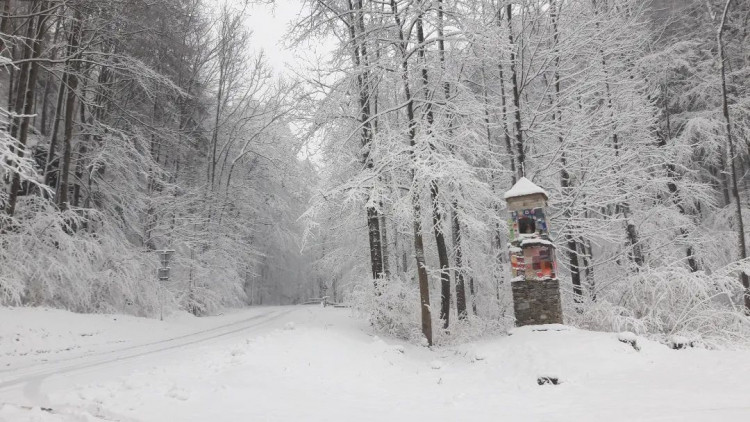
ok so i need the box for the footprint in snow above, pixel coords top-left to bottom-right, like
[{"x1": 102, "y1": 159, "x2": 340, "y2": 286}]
[{"x1": 167, "y1": 386, "x2": 190, "y2": 401}]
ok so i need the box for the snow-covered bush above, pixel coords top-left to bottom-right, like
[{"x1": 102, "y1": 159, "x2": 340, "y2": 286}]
[
  {"x1": 172, "y1": 245, "x2": 246, "y2": 316},
  {"x1": 348, "y1": 274, "x2": 424, "y2": 343},
  {"x1": 0, "y1": 197, "x2": 160, "y2": 315},
  {"x1": 570, "y1": 266, "x2": 750, "y2": 348},
  {"x1": 347, "y1": 272, "x2": 511, "y2": 345},
  {"x1": 433, "y1": 313, "x2": 511, "y2": 346}
]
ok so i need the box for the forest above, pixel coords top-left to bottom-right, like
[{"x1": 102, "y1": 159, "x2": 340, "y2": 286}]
[{"x1": 2, "y1": 0, "x2": 750, "y2": 348}]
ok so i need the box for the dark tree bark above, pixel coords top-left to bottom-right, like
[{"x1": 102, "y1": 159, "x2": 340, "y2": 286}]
[
  {"x1": 480, "y1": 65, "x2": 509, "y2": 300},
  {"x1": 431, "y1": 183, "x2": 451, "y2": 327},
  {"x1": 437, "y1": 0, "x2": 466, "y2": 320},
  {"x1": 6, "y1": 0, "x2": 49, "y2": 216},
  {"x1": 73, "y1": 91, "x2": 91, "y2": 211},
  {"x1": 550, "y1": 1, "x2": 583, "y2": 302},
  {"x1": 452, "y1": 206, "x2": 467, "y2": 319},
  {"x1": 6, "y1": 1, "x2": 38, "y2": 214},
  {"x1": 468, "y1": 268, "x2": 477, "y2": 315},
  {"x1": 373, "y1": 66, "x2": 390, "y2": 280},
  {"x1": 494, "y1": 9, "x2": 516, "y2": 185},
  {"x1": 39, "y1": 14, "x2": 63, "y2": 137},
  {"x1": 57, "y1": 10, "x2": 82, "y2": 212},
  {"x1": 592, "y1": 0, "x2": 644, "y2": 269},
  {"x1": 582, "y1": 238, "x2": 596, "y2": 300},
  {"x1": 658, "y1": 83, "x2": 699, "y2": 272},
  {"x1": 390, "y1": 0, "x2": 432, "y2": 345},
  {"x1": 346, "y1": 0, "x2": 384, "y2": 283},
  {"x1": 44, "y1": 70, "x2": 67, "y2": 187},
  {"x1": 506, "y1": 5, "x2": 525, "y2": 179},
  {"x1": 415, "y1": 1, "x2": 451, "y2": 328},
  {"x1": 379, "y1": 199, "x2": 391, "y2": 279},
  {"x1": 0, "y1": 0, "x2": 11, "y2": 54}
]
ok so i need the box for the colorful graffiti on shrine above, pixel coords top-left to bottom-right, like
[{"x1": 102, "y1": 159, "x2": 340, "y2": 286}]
[
  {"x1": 509, "y1": 246, "x2": 524, "y2": 278},
  {"x1": 507, "y1": 207, "x2": 556, "y2": 281},
  {"x1": 509, "y1": 208, "x2": 549, "y2": 239},
  {"x1": 523, "y1": 244, "x2": 557, "y2": 279}
]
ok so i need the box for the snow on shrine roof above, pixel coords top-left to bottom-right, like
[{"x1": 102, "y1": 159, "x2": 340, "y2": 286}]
[
  {"x1": 503, "y1": 177, "x2": 548, "y2": 200},
  {"x1": 521, "y1": 238, "x2": 555, "y2": 248}
]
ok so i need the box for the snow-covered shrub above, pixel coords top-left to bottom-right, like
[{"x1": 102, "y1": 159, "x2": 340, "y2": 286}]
[
  {"x1": 570, "y1": 266, "x2": 750, "y2": 347},
  {"x1": 348, "y1": 274, "x2": 424, "y2": 343},
  {"x1": 347, "y1": 271, "x2": 512, "y2": 345},
  {"x1": 0, "y1": 197, "x2": 160, "y2": 315},
  {"x1": 432, "y1": 312, "x2": 511, "y2": 346},
  {"x1": 172, "y1": 246, "x2": 246, "y2": 316}
]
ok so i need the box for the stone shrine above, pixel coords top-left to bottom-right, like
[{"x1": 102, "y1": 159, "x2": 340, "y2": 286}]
[{"x1": 503, "y1": 177, "x2": 563, "y2": 326}]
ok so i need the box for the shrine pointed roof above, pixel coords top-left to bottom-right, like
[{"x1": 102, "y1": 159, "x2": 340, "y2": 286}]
[{"x1": 503, "y1": 177, "x2": 549, "y2": 200}]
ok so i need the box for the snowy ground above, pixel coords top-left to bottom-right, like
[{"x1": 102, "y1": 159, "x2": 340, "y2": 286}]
[{"x1": 1, "y1": 306, "x2": 749, "y2": 421}]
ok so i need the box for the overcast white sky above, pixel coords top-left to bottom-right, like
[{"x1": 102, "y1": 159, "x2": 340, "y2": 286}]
[
  {"x1": 245, "y1": 0, "x2": 316, "y2": 75},
  {"x1": 242, "y1": 0, "x2": 335, "y2": 163}
]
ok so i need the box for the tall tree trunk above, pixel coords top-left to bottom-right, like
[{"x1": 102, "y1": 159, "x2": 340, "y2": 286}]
[
  {"x1": 718, "y1": 0, "x2": 750, "y2": 314},
  {"x1": 412, "y1": 191, "x2": 433, "y2": 345},
  {"x1": 6, "y1": 0, "x2": 48, "y2": 216},
  {"x1": 1, "y1": 0, "x2": 13, "y2": 133},
  {"x1": 452, "y1": 206, "x2": 467, "y2": 319},
  {"x1": 468, "y1": 265, "x2": 477, "y2": 315},
  {"x1": 0, "y1": 0, "x2": 12, "y2": 54},
  {"x1": 5, "y1": 0, "x2": 37, "y2": 215},
  {"x1": 390, "y1": 0, "x2": 431, "y2": 345},
  {"x1": 44, "y1": 70, "x2": 67, "y2": 188},
  {"x1": 480, "y1": 65, "x2": 508, "y2": 300},
  {"x1": 415, "y1": 1, "x2": 451, "y2": 328},
  {"x1": 659, "y1": 82, "x2": 699, "y2": 272},
  {"x1": 72, "y1": 141, "x2": 85, "y2": 208},
  {"x1": 39, "y1": 14, "x2": 62, "y2": 136},
  {"x1": 717, "y1": 151, "x2": 731, "y2": 206},
  {"x1": 550, "y1": 1, "x2": 583, "y2": 302},
  {"x1": 394, "y1": 220, "x2": 402, "y2": 274},
  {"x1": 57, "y1": 10, "x2": 82, "y2": 212},
  {"x1": 494, "y1": 10, "x2": 516, "y2": 185},
  {"x1": 592, "y1": 0, "x2": 644, "y2": 268},
  {"x1": 8, "y1": 1, "x2": 37, "y2": 139},
  {"x1": 73, "y1": 93, "x2": 91, "y2": 211},
  {"x1": 506, "y1": 5, "x2": 525, "y2": 179},
  {"x1": 347, "y1": 0, "x2": 384, "y2": 283},
  {"x1": 582, "y1": 238, "x2": 596, "y2": 300},
  {"x1": 374, "y1": 70, "x2": 390, "y2": 280},
  {"x1": 437, "y1": 0, "x2": 466, "y2": 320},
  {"x1": 380, "y1": 204, "x2": 391, "y2": 279}
]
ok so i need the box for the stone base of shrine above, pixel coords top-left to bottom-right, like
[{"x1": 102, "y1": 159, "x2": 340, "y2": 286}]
[{"x1": 511, "y1": 279, "x2": 563, "y2": 326}]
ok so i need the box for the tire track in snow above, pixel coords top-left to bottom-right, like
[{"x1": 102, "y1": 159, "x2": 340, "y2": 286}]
[
  {"x1": 0, "y1": 307, "x2": 294, "y2": 402},
  {"x1": 1, "y1": 307, "x2": 283, "y2": 375}
]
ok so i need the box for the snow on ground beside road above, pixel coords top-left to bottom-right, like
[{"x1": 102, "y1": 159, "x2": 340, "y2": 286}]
[
  {"x1": 0, "y1": 306, "x2": 276, "y2": 371},
  {"x1": 2, "y1": 305, "x2": 750, "y2": 421}
]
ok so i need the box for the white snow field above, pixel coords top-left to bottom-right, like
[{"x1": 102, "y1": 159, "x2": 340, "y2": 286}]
[{"x1": 1, "y1": 306, "x2": 750, "y2": 421}]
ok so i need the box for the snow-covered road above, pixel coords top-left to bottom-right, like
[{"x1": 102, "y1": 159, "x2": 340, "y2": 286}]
[
  {"x1": 2, "y1": 306, "x2": 750, "y2": 421},
  {"x1": 2, "y1": 308, "x2": 289, "y2": 387},
  {"x1": 1, "y1": 306, "x2": 294, "y2": 420}
]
